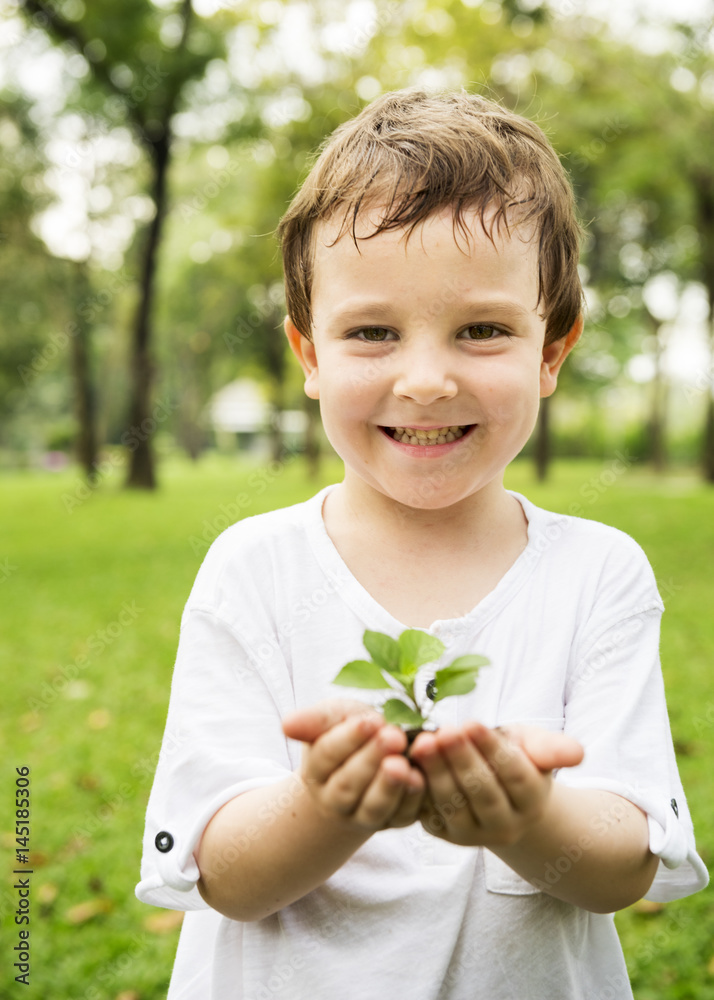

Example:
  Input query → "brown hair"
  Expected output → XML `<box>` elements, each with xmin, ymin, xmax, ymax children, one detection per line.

<box><xmin>277</xmin><ymin>88</ymin><xmax>583</xmax><ymax>345</ymax></box>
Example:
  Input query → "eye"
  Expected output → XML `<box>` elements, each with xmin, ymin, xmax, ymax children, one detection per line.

<box><xmin>459</xmin><ymin>324</ymin><xmax>505</xmax><ymax>341</ymax></box>
<box><xmin>349</xmin><ymin>327</ymin><xmax>395</xmax><ymax>343</ymax></box>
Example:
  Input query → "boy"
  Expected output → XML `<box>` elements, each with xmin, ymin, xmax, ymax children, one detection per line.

<box><xmin>137</xmin><ymin>90</ymin><xmax>707</xmax><ymax>999</ymax></box>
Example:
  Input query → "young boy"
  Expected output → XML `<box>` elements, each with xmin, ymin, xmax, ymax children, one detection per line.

<box><xmin>137</xmin><ymin>90</ymin><xmax>707</xmax><ymax>999</ymax></box>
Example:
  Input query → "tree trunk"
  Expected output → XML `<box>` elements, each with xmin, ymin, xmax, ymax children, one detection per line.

<box><xmin>303</xmin><ymin>395</ymin><xmax>321</xmax><ymax>479</ymax></box>
<box><xmin>264</xmin><ymin>309</ymin><xmax>286</xmax><ymax>463</ymax></box>
<box><xmin>534</xmin><ymin>395</ymin><xmax>550</xmax><ymax>482</ymax></box>
<box><xmin>71</xmin><ymin>262</ymin><xmax>98</xmax><ymax>476</ymax></box>
<box><xmin>18</xmin><ymin>0</ymin><xmax>195</xmax><ymax>491</ymax></box>
<box><xmin>703</xmin><ymin>396</ymin><xmax>714</xmax><ymax>482</ymax></box>
<box><xmin>695</xmin><ymin>173</ymin><xmax>714</xmax><ymax>482</ymax></box>
<box><xmin>269</xmin><ymin>398</ymin><xmax>284</xmax><ymax>465</ymax></box>
<box><xmin>177</xmin><ymin>354</ymin><xmax>204</xmax><ymax>461</ymax></box>
<box><xmin>125</xmin><ymin>132</ymin><xmax>171</xmax><ymax>489</ymax></box>
<box><xmin>648</xmin><ymin>313</ymin><xmax>667</xmax><ymax>474</ymax></box>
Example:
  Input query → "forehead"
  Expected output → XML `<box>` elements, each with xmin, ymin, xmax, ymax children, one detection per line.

<box><xmin>311</xmin><ymin>204</ymin><xmax>542</xmax><ymax>317</ymax></box>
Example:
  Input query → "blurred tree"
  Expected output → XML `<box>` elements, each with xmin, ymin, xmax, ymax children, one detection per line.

<box><xmin>19</xmin><ymin>0</ymin><xmax>226</xmax><ymax>487</ymax></box>
<box><xmin>68</xmin><ymin>262</ymin><xmax>98</xmax><ymax>474</ymax></box>
<box><xmin>4</xmin><ymin>0</ymin><xmax>712</xmax><ymax>485</ymax></box>
<box><xmin>361</xmin><ymin>2</ymin><xmax>712</xmax><ymax>477</ymax></box>
<box><xmin>0</xmin><ymin>93</ymin><xmax>84</xmax><ymax>463</ymax></box>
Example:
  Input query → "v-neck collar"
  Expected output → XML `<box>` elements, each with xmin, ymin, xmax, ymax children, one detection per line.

<box><xmin>303</xmin><ymin>483</ymin><xmax>555</xmax><ymax>640</ymax></box>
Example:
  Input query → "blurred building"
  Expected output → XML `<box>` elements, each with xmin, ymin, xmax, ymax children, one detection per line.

<box><xmin>207</xmin><ymin>378</ymin><xmax>307</xmax><ymax>456</ymax></box>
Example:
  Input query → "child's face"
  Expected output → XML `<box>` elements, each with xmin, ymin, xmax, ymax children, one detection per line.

<box><xmin>286</xmin><ymin>205</ymin><xmax>580</xmax><ymax>512</ymax></box>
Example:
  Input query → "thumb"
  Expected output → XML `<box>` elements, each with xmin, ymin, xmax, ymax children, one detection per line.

<box><xmin>282</xmin><ymin>697</ymin><xmax>381</xmax><ymax>744</ymax></box>
<box><xmin>505</xmin><ymin>724</ymin><xmax>584</xmax><ymax>772</ymax></box>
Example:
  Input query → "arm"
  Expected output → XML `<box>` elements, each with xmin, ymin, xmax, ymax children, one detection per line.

<box><xmin>410</xmin><ymin>722</ymin><xmax>658</xmax><ymax>914</ymax></box>
<box><xmin>197</xmin><ymin>700</ymin><xmax>425</xmax><ymax>921</ymax></box>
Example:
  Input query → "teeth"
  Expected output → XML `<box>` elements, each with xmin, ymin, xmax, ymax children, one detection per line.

<box><xmin>388</xmin><ymin>425</ymin><xmax>470</xmax><ymax>445</ymax></box>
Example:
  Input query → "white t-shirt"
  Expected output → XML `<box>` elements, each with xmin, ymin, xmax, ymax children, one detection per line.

<box><xmin>136</xmin><ymin>485</ymin><xmax>708</xmax><ymax>1000</ymax></box>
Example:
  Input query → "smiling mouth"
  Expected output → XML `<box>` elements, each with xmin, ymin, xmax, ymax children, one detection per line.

<box><xmin>381</xmin><ymin>425</ymin><xmax>474</xmax><ymax>446</ymax></box>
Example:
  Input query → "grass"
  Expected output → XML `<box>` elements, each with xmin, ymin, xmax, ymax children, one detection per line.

<box><xmin>1</xmin><ymin>452</ymin><xmax>712</xmax><ymax>998</ymax></box>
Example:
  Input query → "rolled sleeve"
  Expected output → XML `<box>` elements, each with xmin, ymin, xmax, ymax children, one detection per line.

<box><xmin>559</xmin><ymin>603</ymin><xmax>708</xmax><ymax>902</ymax></box>
<box><xmin>136</xmin><ymin>607</ymin><xmax>295</xmax><ymax>911</ymax></box>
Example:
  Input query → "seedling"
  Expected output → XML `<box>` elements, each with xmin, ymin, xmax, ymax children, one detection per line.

<box><xmin>333</xmin><ymin>628</ymin><xmax>489</xmax><ymax>737</ymax></box>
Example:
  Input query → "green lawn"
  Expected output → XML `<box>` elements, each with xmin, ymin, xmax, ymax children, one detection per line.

<box><xmin>2</xmin><ymin>454</ymin><xmax>712</xmax><ymax>998</ymax></box>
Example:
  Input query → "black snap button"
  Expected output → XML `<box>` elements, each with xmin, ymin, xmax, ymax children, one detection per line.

<box><xmin>155</xmin><ymin>831</ymin><xmax>174</xmax><ymax>853</ymax></box>
<box><xmin>426</xmin><ymin>679</ymin><xmax>437</xmax><ymax>701</ymax></box>
<box><xmin>671</xmin><ymin>799</ymin><xmax>679</xmax><ymax>818</ymax></box>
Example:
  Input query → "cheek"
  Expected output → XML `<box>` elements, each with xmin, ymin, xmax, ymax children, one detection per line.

<box><xmin>480</xmin><ymin>366</ymin><xmax>540</xmax><ymax>427</ymax></box>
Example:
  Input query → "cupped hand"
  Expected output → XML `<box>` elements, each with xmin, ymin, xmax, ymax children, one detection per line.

<box><xmin>282</xmin><ymin>698</ymin><xmax>426</xmax><ymax>832</ymax></box>
<box><xmin>409</xmin><ymin>721</ymin><xmax>583</xmax><ymax>847</ymax></box>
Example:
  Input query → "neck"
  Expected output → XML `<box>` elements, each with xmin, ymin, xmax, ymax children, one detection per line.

<box><xmin>325</xmin><ymin>474</ymin><xmax>522</xmax><ymax>557</ymax></box>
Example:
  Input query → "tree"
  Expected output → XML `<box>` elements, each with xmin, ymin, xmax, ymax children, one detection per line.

<box><xmin>19</xmin><ymin>0</ymin><xmax>225</xmax><ymax>486</ymax></box>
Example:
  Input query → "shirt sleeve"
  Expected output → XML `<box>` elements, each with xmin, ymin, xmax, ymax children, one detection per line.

<box><xmin>557</xmin><ymin>540</ymin><xmax>708</xmax><ymax>902</ymax></box>
<box><xmin>135</xmin><ymin>606</ymin><xmax>295</xmax><ymax>911</ymax></box>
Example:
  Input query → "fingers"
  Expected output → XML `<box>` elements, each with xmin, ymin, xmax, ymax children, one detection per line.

<box><xmin>300</xmin><ymin>715</ymin><xmax>424</xmax><ymax>830</ymax></box>
<box><xmin>352</xmin><ymin>753</ymin><xmax>426</xmax><ymax>829</ymax></box>
<box><xmin>504</xmin><ymin>724</ymin><xmax>584</xmax><ymax>771</ymax></box>
<box><xmin>282</xmin><ymin>698</ymin><xmax>380</xmax><ymax>744</ymax></box>
<box><xmin>304</xmin><ymin>713</ymin><xmax>387</xmax><ymax>785</ymax></box>
<box><xmin>410</xmin><ymin>724</ymin><xmax>551</xmax><ymax>844</ymax></box>
<box><xmin>410</xmin><ymin>721</ymin><xmax>585</xmax><ymax>847</ymax></box>
<box><xmin>283</xmin><ymin>699</ymin><xmax>427</xmax><ymax>832</ymax></box>
<box><xmin>462</xmin><ymin>722</ymin><xmax>547</xmax><ymax>816</ymax></box>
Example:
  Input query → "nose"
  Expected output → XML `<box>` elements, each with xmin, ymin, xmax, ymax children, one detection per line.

<box><xmin>392</xmin><ymin>344</ymin><xmax>458</xmax><ymax>405</ymax></box>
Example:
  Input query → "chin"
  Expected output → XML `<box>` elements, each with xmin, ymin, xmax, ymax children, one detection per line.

<box><xmin>379</xmin><ymin>480</ymin><xmax>477</xmax><ymax>512</ymax></box>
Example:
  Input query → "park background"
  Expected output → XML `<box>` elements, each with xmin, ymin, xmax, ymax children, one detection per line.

<box><xmin>1</xmin><ymin>0</ymin><xmax>713</xmax><ymax>996</ymax></box>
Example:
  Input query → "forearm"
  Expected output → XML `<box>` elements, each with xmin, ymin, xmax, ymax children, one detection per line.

<box><xmin>491</xmin><ymin>785</ymin><xmax>659</xmax><ymax>913</ymax></box>
<box><xmin>197</xmin><ymin>774</ymin><xmax>371</xmax><ymax>921</ymax></box>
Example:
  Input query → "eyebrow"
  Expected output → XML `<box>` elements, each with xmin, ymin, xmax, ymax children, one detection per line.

<box><xmin>327</xmin><ymin>298</ymin><xmax>535</xmax><ymax>325</ymax></box>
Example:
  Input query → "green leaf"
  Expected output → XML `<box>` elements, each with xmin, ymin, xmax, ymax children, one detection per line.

<box><xmin>333</xmin><ymin>660</ymin><xmax>392</xmax><ymax>690</ymax></box>
<box><xmin>363</xmin><ymin>630</ymin><xmax>401</xmax><ymax>674</ymax></box>
<box><xmin>432</xmin><ymin>662</ymin><xmax>486</xmax><ymax>702</ymax></box>
<box><xmin>447</xmin><ymin>655</ymin><xmax>490</xmax><ymax>671</ymax></box>
<box><xmin>398</xmin><ymin>629</ymin><xmax>445</xmax><ymax>676</ymax></box>
<box><xmin>382</xmin><ymin>699</ymin><xmax>426</xmax><ymax>727</ymax></box>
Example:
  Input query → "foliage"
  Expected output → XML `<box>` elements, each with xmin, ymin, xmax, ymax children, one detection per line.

<box><xmin>334</xmin><ymin>628</ymin><xmax>488</xmax><ymax>729</ymax></box>
<box><xmin>0</xmin><ymin>0</ymin><xmax>712</xmax><ymax>474</ymax></box>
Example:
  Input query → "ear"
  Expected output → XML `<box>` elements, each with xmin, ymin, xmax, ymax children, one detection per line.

<box><xmin>284</xmin><ymin>316</ymin><xmax>319</xmax><ymax>399</ymax></box>
<box><xmin>540</xmin><ymin>315</ymin><xmax>583</xmax><ymax>398</ymax></box>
